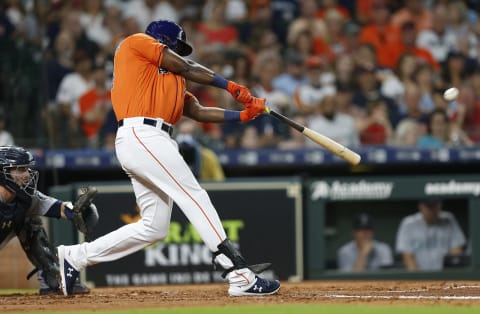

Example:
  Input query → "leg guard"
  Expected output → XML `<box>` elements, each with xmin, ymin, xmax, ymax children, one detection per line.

<box><xmin>16</xmin><ymin>216</ymin><xmax>59</xmax><ymax>290</ymax></box>
<box><xmin>212</xmin><ymin>238</ymin><xmax>271</xmax><ymax>278</ymax></box>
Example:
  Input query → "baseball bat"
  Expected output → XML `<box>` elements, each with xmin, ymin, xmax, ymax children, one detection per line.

<box><xmin>265</xmin><ymin>107</ymin><xmax>361</xmax><ymax>165</ymax></box>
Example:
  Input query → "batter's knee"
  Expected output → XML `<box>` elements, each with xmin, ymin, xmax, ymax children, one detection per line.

<box><xmin>139</xmin><ymin>216</ymin><xmax>168</xmax><ymax>242</ymax></box>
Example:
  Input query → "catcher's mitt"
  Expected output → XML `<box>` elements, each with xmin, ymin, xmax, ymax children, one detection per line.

<box><xmin>72</xmin><ymin>187</ymin><xmax>99</xmax><ymax>241</ymax></box>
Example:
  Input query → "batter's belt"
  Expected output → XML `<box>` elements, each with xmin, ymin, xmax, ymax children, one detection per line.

<box><xmin>118</xmin><ymin>117</ymin><xmax>173</xmax><ymax>136</ymax></box>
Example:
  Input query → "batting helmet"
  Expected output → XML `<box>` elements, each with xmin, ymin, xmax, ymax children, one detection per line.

<box><xmin>0</xmin><ymin>145</ymin><xmax>38</xmax><ymax>195</ymax></box>
<box><xmin>145</xmin><ymin>20</ymin><xmax>193</xmax><ymax>56</ymax></box>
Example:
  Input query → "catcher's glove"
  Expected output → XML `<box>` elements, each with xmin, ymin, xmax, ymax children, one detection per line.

<box><xmin>71</xmin><ymin>187</ymin><xmax>99</xmax><ymax>241</ymax></box>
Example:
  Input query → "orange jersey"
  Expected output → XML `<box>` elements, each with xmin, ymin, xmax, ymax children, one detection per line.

<box><xmin>111</xmin><ymin>33</ymin><xmax>187</xmax><ymax>124</ymax></box>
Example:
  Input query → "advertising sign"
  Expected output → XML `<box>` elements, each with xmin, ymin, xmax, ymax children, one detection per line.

<box><xmin>82</xmin><ymin>180</ymin><xmax>302</xmax><ymax>287</ymax></box>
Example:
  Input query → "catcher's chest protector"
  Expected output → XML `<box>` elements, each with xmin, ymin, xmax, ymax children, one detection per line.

<box><xmin>0</xmin><ymin>201</ymin><xmax>26</xmax><ymax>242</ymax></box>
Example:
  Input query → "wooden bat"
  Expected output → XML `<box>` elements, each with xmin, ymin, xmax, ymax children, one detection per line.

<box><xmin>265</xmin><ymin>107</ymin><xmax>361</xmax><ymax>165</ymax></box>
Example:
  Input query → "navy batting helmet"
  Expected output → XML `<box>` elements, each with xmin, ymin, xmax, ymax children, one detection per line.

<box><xmin>0</xmin><ymin>145</ymin><xmax>38</xmax><ymax>195</ymax></box>
<box><xmin>145</xmin><ymin>20</ymin><xmax>192</xmax><ymax>56</ymax></box>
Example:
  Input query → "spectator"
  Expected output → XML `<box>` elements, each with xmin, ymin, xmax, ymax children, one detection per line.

<box><xmin>0</xmin><ymin>107</ymin><xmax>14</xmax><ymax>145</ymax></box>
<box><xmin>446</xmin><ymin>0</ymin><xmax>478</xmax><ymax>60</ymax></box>
<box><xmin>78</xmin><ymin>60</ymin><xmax>112</xmax><ymax>148</ymax></box>
<box><xmin>391</xmin><ymin>0</ymin><xmax>433</xmax><ymax>33</ymax></box>
<box><xmin>288</xmin><ymin>28</ymin><xmax>315</xmax><ymax>60</ymax></box>
<box><xmin>381</xmin><ymin>53</ymin><xmax>418</xmax><ymax>106</ymax></box>
<box><xmin>333</xmin><ymin>53</ymin><xmax>356</xmax><ymax>93</ymax></box>
<box><xmin>202</xmin><ymin>0</ymin><xmax>247</xmax><ymax>24</ymax></box>
<box><xmin>269</xmin><ymin>0</ymin><xmax>301</xmax><ymax>46</ymax></box>
<box><xmin>358</xmin><ymin>99</ymin><xmax>394</xmax><ymax>145</ymax></box>
<box><xmin>441</xmin><ymin>51</ymin><xmax>471</xmax><ymax>89</ymax></box>
<box><xmin>412</xmin><ymin>63</ymin><xmax>438</xmax><ymax>115</ymax></box>
<box><xmin>463</xmin><ymin>70</ymin><xmax>480</xmax><ymax>142</ymax></box>
<box><xmin>416</xmin><ymin>108</ymin><xmax>472</xmax><ymax>148</ymax></box>
<box><xmin>395</xmin><ymin>199</ymin><xmax>466</xmax><ymax>271</ymax></box>
<box><xmin>287</xmin><ymin>0</ymin><xmax>327</xmax><ymax>49</ymax></box>
<box><xmin>197</xmin><ymin>0</ymin><xmax>239</xmax><ymax>48</ymax></box>
<box><xmin>396</xmin><ymin>83</ymin><xmax>428</xmax><ymax>128</ymax></box>
<box><xmin>122</xmin><ymin>0</ymin><xmax>178</xmax><ymax>31</ymax></box>
<box><xmin>312</xmin><ymin>8</ymin><xmax>348</xmax><ymax>62</ymax></box>
<box><xmin>60</xmin><ymin>10</ymin><xmax>99</xmax><ymax>61</ymax></box>
<box><xmin>337</xmin><ymin>213</ymin><xmax>393</xmax><ymax>272</ymax></box>
<box><xmin>416</xmin><ymin>3</ymin><xmax>456</xmax><ymax>65</ymax></box>
<box><xmin>79</xmin><ymin>0</ymin><xmax>110</xmax><ymax>49</ymax></box>
<box><xmin>272</xmin><ymin>50</ymin><xmax>308</xmax><ymax>98</ymax></box>
<box><xmin>293</xmin><ymin>55</ymin><xmax>333</xmax><ymax>116</ymax></box>
<box><xmin>351</xmin><ymin>62</ymin><xmax>401</xmax><ymax>127</ymax></box>
<box><xmin>393</xmin><ymin>118</ymin><xmax>421</xmax><ymax>147</ymax></box>
<box><xmin>55</xmin><ymin>49</ymin><xmax>94</xmax><ymax>147</ymax></box>
<box><xmin>307</xmin><ymin>93</ymin><xmax>359</xmax><ymax>148</ymax></box>
<box><xmin>390</xmin><ymin>21</ymin><xmax>440</xmax><ymax>73</ymax></box>
<box><xmin>359</xmin><ymin>0</ymin><xmax>401</xmax><ymax>69</ymax></box>
<box><xmin>316</xmin><ymin>0</ymin><xmax>350</xmax><ymax>20</ymax></box>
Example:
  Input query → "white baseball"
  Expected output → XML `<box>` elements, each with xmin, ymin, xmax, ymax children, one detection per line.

<box><xmin>443</xmin><ymin>87</ymin><xmax>459</xmax><ymax>101</ymax></box>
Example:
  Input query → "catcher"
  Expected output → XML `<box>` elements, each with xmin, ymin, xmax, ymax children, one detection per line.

<box><xmin>0</xmin><ymin>145</ymin><xmax>98</xmax><ymax>294</ymax></box>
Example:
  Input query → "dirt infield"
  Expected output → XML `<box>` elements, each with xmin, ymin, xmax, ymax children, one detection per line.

<box><xmin>2</xmin><ymin>281</ymin><xmax>480</xmax><ymax>312</ymax></box>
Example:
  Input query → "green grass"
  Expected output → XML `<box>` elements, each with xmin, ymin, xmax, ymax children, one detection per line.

<box><xmin>0</xmin><ymin>288</ymin><xmax>36</xmax><ymax>294</ymax></box>
<box><xmin>4</xmin><ymin>304</ymin><xmax>480</xmax><ymax>314</ymax></box>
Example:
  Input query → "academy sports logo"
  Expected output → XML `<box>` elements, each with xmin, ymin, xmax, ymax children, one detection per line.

<box><xmin>311</xmin><ymin>180</ymin><xmax>394</xmax><ymax>200</ymax></box>
<box><xmin>425</xmin><ymin>180</ymin><xmax>480</xmax><ymax>196</ymax></box>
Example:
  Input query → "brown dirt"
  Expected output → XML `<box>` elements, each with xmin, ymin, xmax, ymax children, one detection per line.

<box><xmin>2</xmin><ymin>281</ymin><xmax>480</xmax><ymax>312</ymax></box>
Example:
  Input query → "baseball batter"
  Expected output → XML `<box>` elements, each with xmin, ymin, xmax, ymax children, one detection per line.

<box><xmin>57</xmin><ymin>20</ymin><xmax>280</xmax><ymax>297</ymax></box>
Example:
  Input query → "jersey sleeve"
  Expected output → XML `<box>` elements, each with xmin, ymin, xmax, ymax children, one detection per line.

<box><xmin>128</xmin><ymin>34</ymin><xmax>166</xmax><ymax>66</ymax></box>
<box><xmin>28</xmin><ymin>191</ymin><xmax>62</xmax><ymax>217</ymax></box>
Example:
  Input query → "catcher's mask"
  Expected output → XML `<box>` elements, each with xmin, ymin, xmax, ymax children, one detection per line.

<box><xmin>0</xmin><ymin>145</ymin><xmax>38</xmax><ymax>196</ymax></box>
<box><xmin>145</xmin><ymin>20</ymin><xmax>193</xmax><ymax>56</ymax></box>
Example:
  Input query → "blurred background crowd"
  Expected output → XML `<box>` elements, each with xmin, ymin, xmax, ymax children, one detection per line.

<box><xmin>1</xmin><ymin>0</ymin><xmax>480</xmax><ymax>152</ymax></box>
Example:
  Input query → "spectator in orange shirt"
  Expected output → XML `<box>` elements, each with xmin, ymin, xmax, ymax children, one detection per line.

<box><xmin>390</xmin><ymin>22</ymin><xmax>440</xmax><ymax>72</ymax></box>
<box><xmin>78</xmin><ymin>61</ymin><xmax>112</xmax><ymax>148</ymax></box>
<box><xmin>359</xmin><ymin>0</ymin><xmax>400</xmax><ymax>69</ymax></box>
<box><xmin>391</xmin><ymin>0</ymin><xmax>433</xmax><ymax>33</ymax></box>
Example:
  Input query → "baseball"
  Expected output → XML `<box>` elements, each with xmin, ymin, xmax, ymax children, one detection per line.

<box><xmin>443</xmin><ymin>87</ymin><xmax>459</xmax><ymax>102</ymax></box>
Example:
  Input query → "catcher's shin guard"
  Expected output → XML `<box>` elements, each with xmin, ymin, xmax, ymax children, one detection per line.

<box><xmin>212</xmin><ymin>238</ymin><xmax>272</xmax><ymax>278</ymax></box>
<box><xmin>17</xmin><ymin>216</ymin><xmax>59</xmax><ymax>290</ymax></box>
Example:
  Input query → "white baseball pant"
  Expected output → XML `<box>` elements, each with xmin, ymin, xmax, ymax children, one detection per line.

<box><xmin>62</xmin><ymin>117</ymin><xmax>255</xmax><ymax>287</ymax></box>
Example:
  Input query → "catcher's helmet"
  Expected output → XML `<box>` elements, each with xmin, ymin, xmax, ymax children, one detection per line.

<box><xmin>0</xmin><ymin>145</ymin><xmax>38</xmax><ymax>195</ymax></box>
<box><xmin>145</xmin><ymin>20</ymin><xmax>192</xmax><ymax>56</ymax></box>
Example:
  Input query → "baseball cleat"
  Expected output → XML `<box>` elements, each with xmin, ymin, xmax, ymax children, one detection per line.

<box><xmin>39</xmin><ymin>280</ymin><xmax>90</xmax><ymax>295</ymax></box>
<box><xmin>228</xmin><ymin>276</ymin><xmax>280</xmax><ymax>296</ymax></box>
<box><xmin>57</xmin><ymin>245</ymin><xmax>80</xmax><ymax>296</ymax></box>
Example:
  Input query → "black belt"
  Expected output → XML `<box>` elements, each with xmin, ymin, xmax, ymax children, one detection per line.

<box><xmin>118</xmin><ymin>118</ymin><xmax>173</xmax><ymax>136</ymax></box>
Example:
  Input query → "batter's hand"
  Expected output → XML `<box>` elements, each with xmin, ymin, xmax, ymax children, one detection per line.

<box><xmin>227</xmin><ymin>81</ymin><xmax>253</xmax><ymax>103</ymax></box>
<box><xmin>240</xmin><ymin>97</ymin><xmax>266</xmax><ymax>122</ymax></box>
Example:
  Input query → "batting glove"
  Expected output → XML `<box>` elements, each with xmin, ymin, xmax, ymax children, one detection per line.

<box><xmin>227</xmin><ymin>81</ymin><xmax>253</xmax><ymax>103</ymax></box>
<box><xmin>240</xmin><ymin>97</ymin><xmax>266</xmax><ymax>122</ymax></box>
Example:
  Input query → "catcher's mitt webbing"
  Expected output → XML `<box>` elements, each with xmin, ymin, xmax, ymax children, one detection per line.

<box><xmin>72</xmin><ymin>187</ymin><xmax>98</xmax><ymax>241</ymax></box>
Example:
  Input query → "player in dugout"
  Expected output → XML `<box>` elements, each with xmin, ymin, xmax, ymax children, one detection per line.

<box><xmin>57</xmin><ymin>20</ymin><xmax>280</xmax><ymax>297</ymax></box>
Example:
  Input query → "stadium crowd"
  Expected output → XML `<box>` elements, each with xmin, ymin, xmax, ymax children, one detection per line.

<box><xmin>1</xmin><ymin>0</ymin><xmax>480</xmax><ymax>151</ymax></box>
